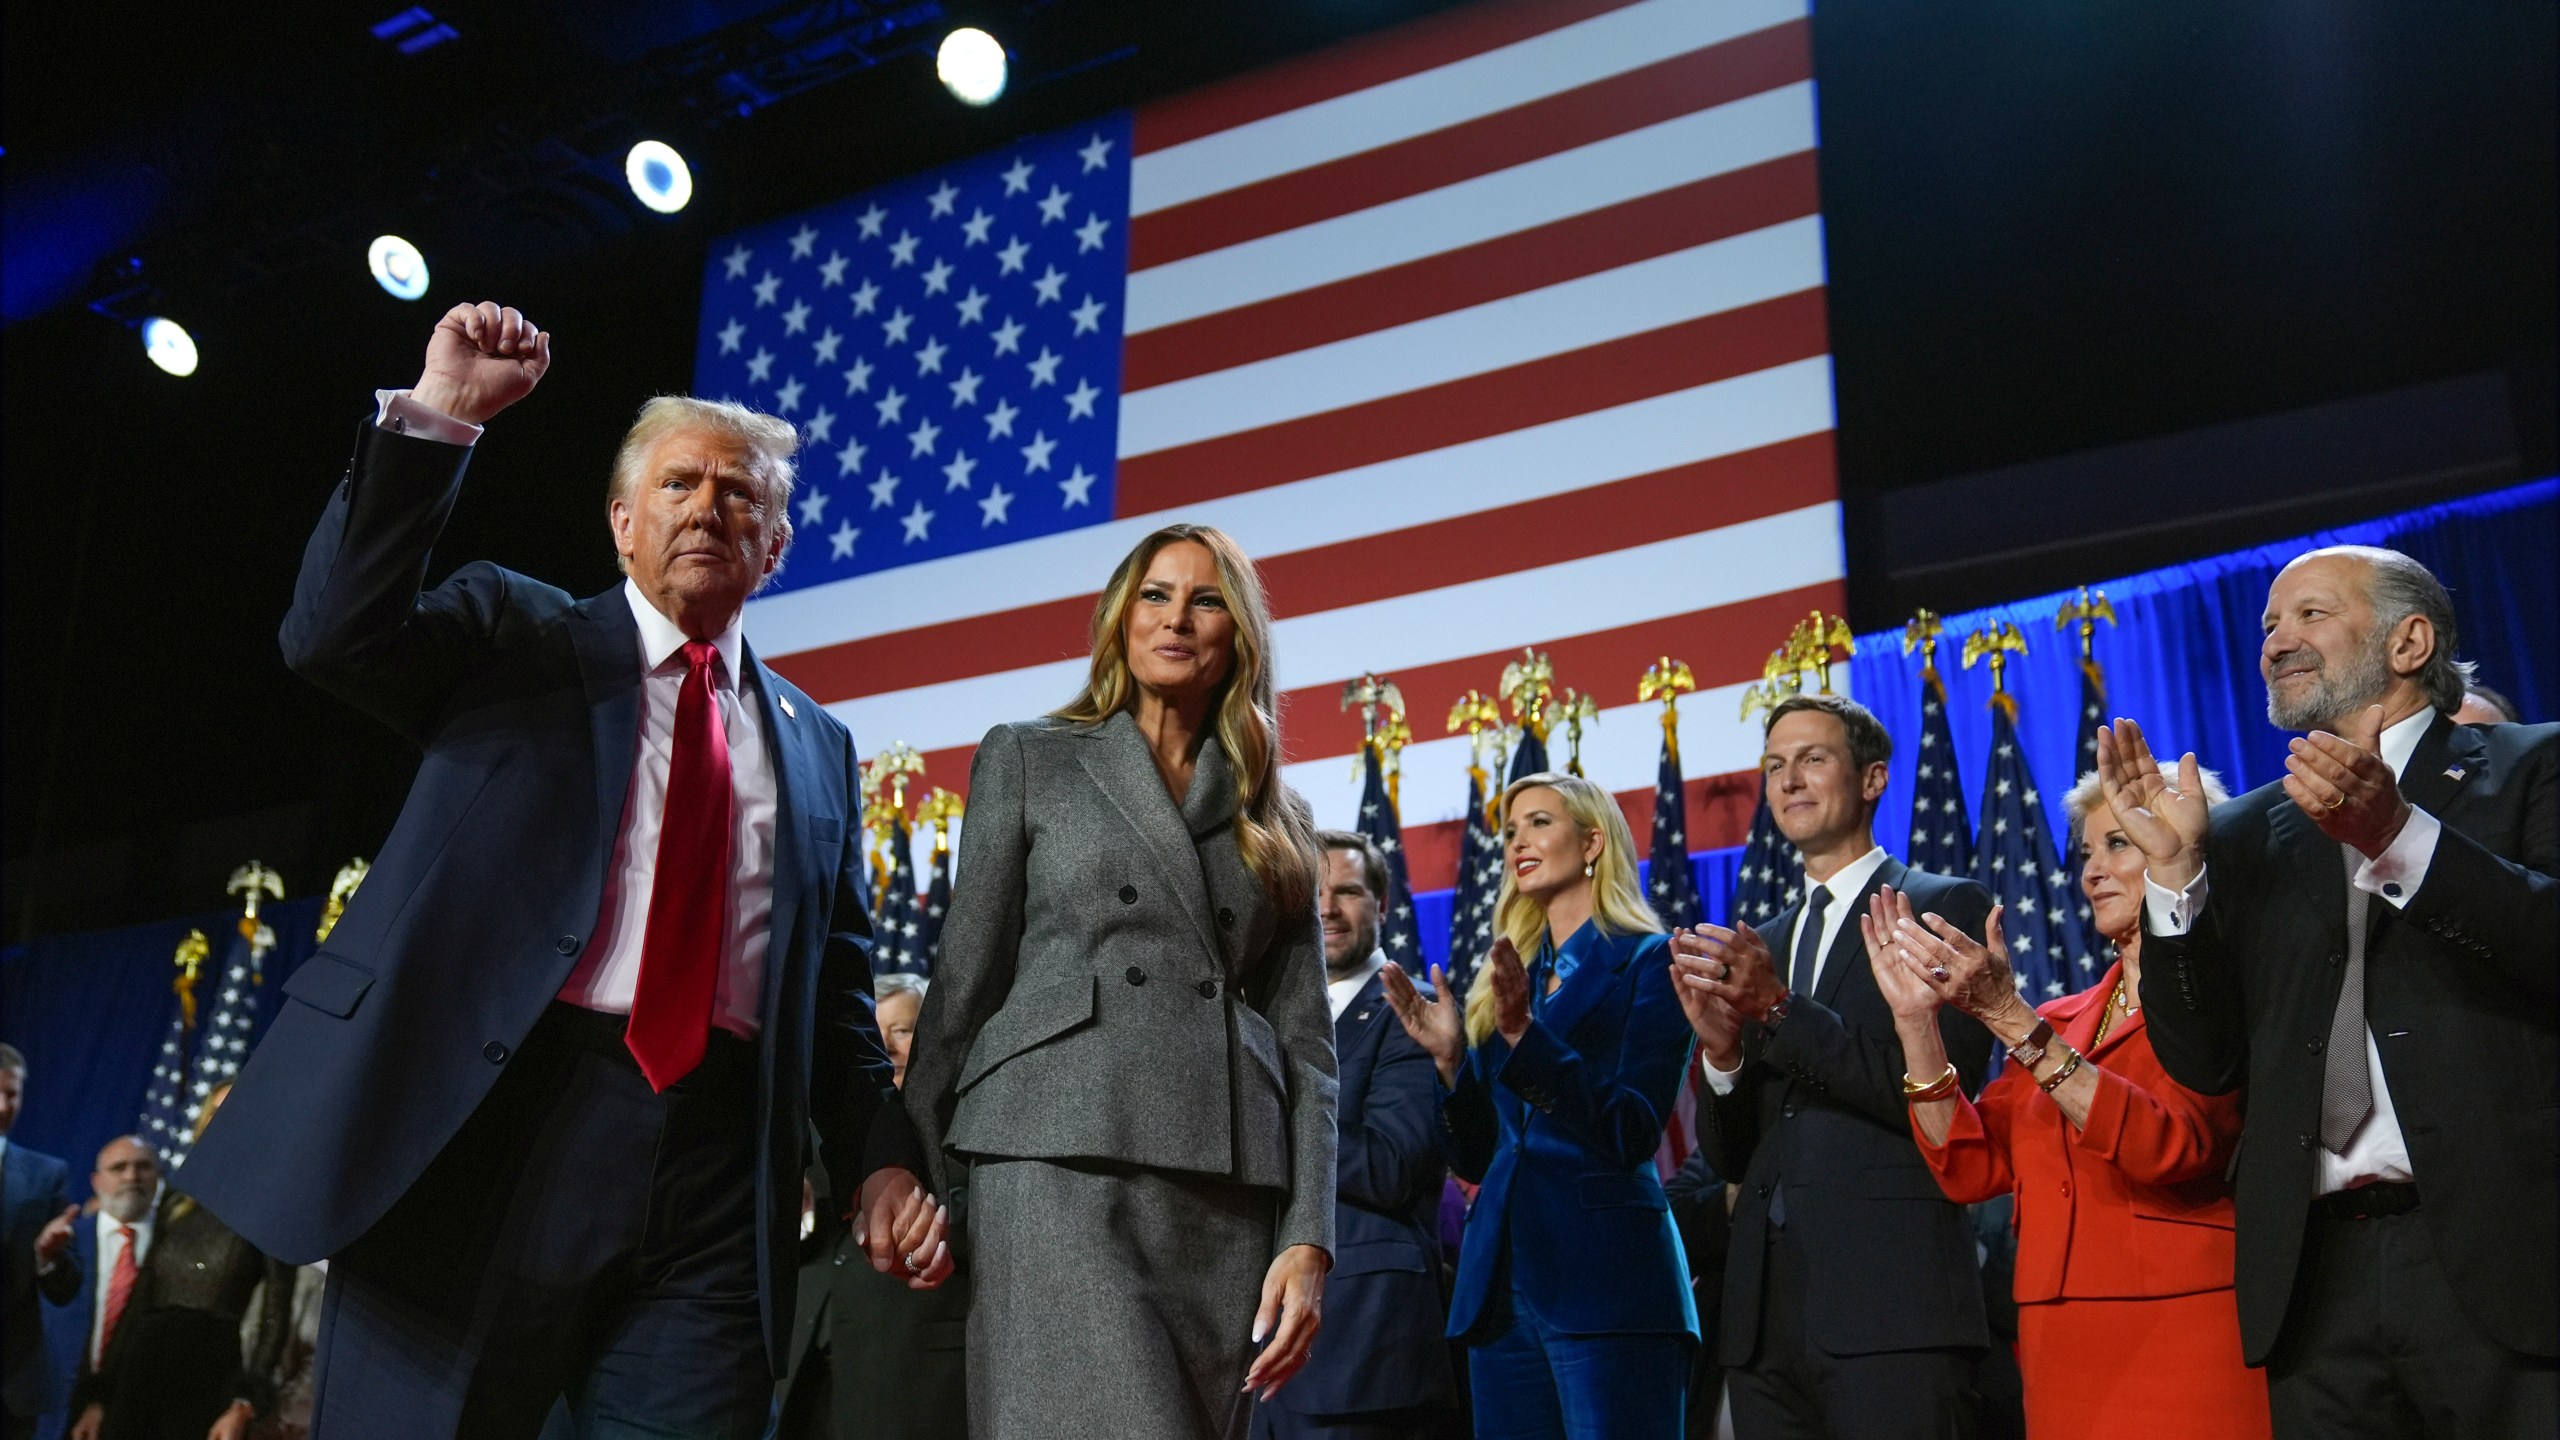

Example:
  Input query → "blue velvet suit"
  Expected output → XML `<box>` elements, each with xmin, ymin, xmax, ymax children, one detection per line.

<box><xmin>1438</xmin><ymin>922</ymin><xmax>1697</xmax><ymax>1436</ymax></box>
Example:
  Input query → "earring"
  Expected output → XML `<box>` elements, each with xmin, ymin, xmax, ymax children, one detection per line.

<box><xmin>1583</xmin><ymin>860</ymin><xmax>1595</xmax><ymax>879</ymax></box>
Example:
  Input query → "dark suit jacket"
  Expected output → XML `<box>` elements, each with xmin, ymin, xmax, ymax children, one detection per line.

<box><xmin>178</xmin><ymin>420</ymin><xmax>916</xmax><ymax>1374</ymax></box>
<box><xmin>36</xmin><ymin>1201</ymin><xmax>101</xmax><ymax>1440</ymax></box>
<box><xmin>1441</xmin><ymin>923</ymin><xmax>1698</xmax><ymax>1341</ymax></box>
<box><xmin>2139</xmin><ymin>715</ymin><xmax>2558</xmax><ymax>1363</ymax></box>
<box><xmin>1267</xmin><ymin>970</ymin><xmax>1457</xmax><ymax>1419</ymax></box>
<box><xmin>1</xmin><ymin>1144</ymin><xmax>76</xmax><ymax>1419</ymax></box>
<box><xmin>1700</xmin><ymin>857</ymin><xmax>1995</xmax><ymax>1364</ymax></box>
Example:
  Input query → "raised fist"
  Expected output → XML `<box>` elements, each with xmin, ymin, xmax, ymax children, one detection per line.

<box><xmin>410</xmin><ymin>301</ymin><xmax>551</xmax><ymax>425</ymax></box>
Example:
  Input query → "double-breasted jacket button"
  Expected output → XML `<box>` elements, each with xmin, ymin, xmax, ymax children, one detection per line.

<box><xmin>1217</xmin><ymin>907</ymin><xmax>1235</xmax><ymax>929</ymax></box>
<box><xmin>1756</xmin><ymin>1183</ymin><xmax>1771</xmax><ymax>1198</ymax></box>
<box><xmin>555</xmin><ymin>935</ymin><xmax>581</xmax><ymax>956</ymax></box>
<box><xmin>483</xmin><ymin>1040</ymin><xmax>509</xmax><ymax>1064</ymax></box>
<box><xmin>1119</xmin><ymin>885</ymin><xmax>1139</xmax><ymax>905</ymax></box>
<box><xmin>2308</xmin><ymin>1037</ymin><xmax>2326</xmax><ymax>1055</ymax></box>
<box><xmin>2298</xmin><ymin>1133</ymin><xmax>2316</xmax><ymax>1152</ymax></box>
<box><xmin>2326</xmin><ymin>951</ymin><xmax>2344</xmax><ymax>967</ymax></box>
<box><xmin>1197</xmin><ymin>979</ymin><xmax>1218</xmax><ymax>999</ymax></box>
<box><xmin>1125</xmin><ymin>966</ymin><xmax>1147</xmax><ymax>986</ymax></box>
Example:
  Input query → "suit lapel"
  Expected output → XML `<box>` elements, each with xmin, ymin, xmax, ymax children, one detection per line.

<box><xmin>746</xmin><ymin>649</ymin><xmax>815</xmax><ymax>1028</ymax></box>
<box><xmin>1076</xmin><ymin>712</ymin><xmax>1224</xmax><ymax>966</ymax></box>
<box><xmin>1538</xmin><ymin>924</ymin><xmax>1625</xmax><ymax>1041</ymax></box>
<box><xmin>569</xmin><ymin>588</ymin><xmax>645</xmax><ymax>861</ymax></box>
<box><xmin>2400</xmin><ymin>712</ymin><xmax>2480</xmax><ymax>820</ymax></box>
<box><xmin>1336</xmin><ymin>970</ymin><xmax>1391</xmax><ymax>1054</ymax></box>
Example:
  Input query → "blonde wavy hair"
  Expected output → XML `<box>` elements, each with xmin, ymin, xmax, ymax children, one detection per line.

<box><xmin>1053</xmin><ymin>524</ymin><xmax>1319</xmax><ymax>916</ymax></box>
<box><xmin>1464</xmin><ymin>771</ymin><xmax>1663</xmax><ymax>1044</ymax></box>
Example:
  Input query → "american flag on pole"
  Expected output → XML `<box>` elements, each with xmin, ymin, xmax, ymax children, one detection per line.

<box><xmin>1971</xmin><ymin>700</ymin><xmax>2081</xmax><ymax>1000</ymax></box>
<box><xmin>1906</xmin><ymin>665</ymin><xmax>1976</xmax><ymax>878</ymax></box>
<box><xmin>168</xmin><ymin>924</ymin><xmax>269</xmax><ymax>1169</ymax></box>
<box><xmin>1727</xmin><ymin>791</ymin><xmax>1802</xmax><ymax>930</ymax></box>
<box><xmin>870</xmin><ymin>812</ymin><xmax>928</xmax><ymax>978</ymax></box>
<box><xmin>1444</xmin><ymin>759</ymin><xmax>1501</xmax><ymax>994</ymax></box>
<box><xmin>701</xmin><ymin>0</ymin><xmax>1843</xmax><ymax>898</ymax></box>
<box><xmin>137</xmin><ymin>929</ymin><xmax>207</xmax><ymax>1166</ymax></box>
<box><xmin>1645</xmin><ymin>712</ymin><xmax>1705</xmax><ymax>1178</ymax></box>
<box><xmin>2060</xmin><ymin>655</ymin><xmax>2111</xmax><ymax>978</ymax></box>
<box><xmin>1352</xmin><ymin>746</ymin><xmax>1428</xmax><ymax>969</ymax></box>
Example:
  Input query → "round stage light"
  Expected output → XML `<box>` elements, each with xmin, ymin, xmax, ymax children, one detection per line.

<box><xmin>625</xmin><ymin>140</ymin><xmax>694</xmax><ymax>214</ymax></box>
<box><xmin>368</xmin><ymin>234</ymin><xmax>431</xmax><ymax>300</ymax></box>
<box><xmin>937</xmin><ymin>27</ymin><xmax>1007</xmax><ymax>106</ymax></box>
<box><xmin>141</xmin><ymin>317</ymin><xmax>199</xmax><ymax>377</ymax></box>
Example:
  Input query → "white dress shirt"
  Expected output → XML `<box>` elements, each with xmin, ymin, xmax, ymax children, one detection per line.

<box><xmin>1327</xmin><ymin>951</ymin><xmax>1387</xmax><ymax>1023</ymax></box>
<box><xmin>1702</xmin><ymin>845</ymin><xmax>1891</xmax><ymax>1095</ymax></box>
<box><xmin>557</xmin><ymin>581</ymin><xmax>780</xmax><ymax>1039</ymax></box>
<box><xmin>89</xmin><ymin>1208</ymin><xmax>155</xmax><ymax>1367</ymax></box>
<box><xmin>2142</xmin><ymin>707</ymin><xmax>2441</xmax><ymax>1193</ymax></box>
<box><xmin>367</xmin><ymin>391</ymin><xmax>780</xmax><ymax>1040</ymax></box>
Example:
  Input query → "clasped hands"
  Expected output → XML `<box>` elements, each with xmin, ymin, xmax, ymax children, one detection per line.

<box><xmin>854</xmin><ymin>1167</ymin><xmax>954</xmax><ymax>1289</ymax></box>
<box><xmin>1669</xmin><ymin>921</ymin><xmax>1783</xmax><ymax>1070</ymax></box>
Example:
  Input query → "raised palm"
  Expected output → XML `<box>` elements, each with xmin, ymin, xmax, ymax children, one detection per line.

<box><xmin>1380</xmin><ymin>959</ymin><xmax>1463</xmax><ymax>1070</ymax></box>
<box><xmin>2096</xmin><ymin>718</ymin><xmax>2210</xmax><ymax>866</ymax></box>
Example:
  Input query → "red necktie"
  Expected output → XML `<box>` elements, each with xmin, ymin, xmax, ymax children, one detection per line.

<box><xmin>626</xmin><ymin>641</ymin><xmax>735</xmax><ymax>1091</ymax></box>
<box><xmin>98</xmin><ymin>1224</ymin><xmax>138</xmax><ymax>1365</ymax></box>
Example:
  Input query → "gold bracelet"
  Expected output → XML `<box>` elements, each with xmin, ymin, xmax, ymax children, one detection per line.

<box><xmin>1901</xmin><ymin>1062</ymin><xmax>1960</xmax><ymax>1102</ymax></box>
<box><xmin>2036</xmin><ymin>1047</ymin><xmax>2085</xmax><ymax>1094</ymax></box>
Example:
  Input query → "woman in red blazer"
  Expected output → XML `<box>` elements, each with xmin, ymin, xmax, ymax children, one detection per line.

<box><xmin>1864</xmin><ymin>762</ymin><xmax>2272</xmax><ymax>1440</ymax></box>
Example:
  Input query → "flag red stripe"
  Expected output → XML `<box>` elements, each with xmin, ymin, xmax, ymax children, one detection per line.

<box><xmin>1114</xmin><ymin>287</ymin><xmax>1829</xmax><ymax>514</ymax></box>
<box><xmin>1123</xmin><ymin>151</ymin><xmax>1821</xmax><ymax>390</ymax></box>
<box><xmin>766</xmin><ymin>433</ymin><xmax>1834</xmax><ymax>705</ymax></box>
<box><xmin>1129</xmin><ymin>21</ymin><xmax>1810</xmax><ymax>272</ymax></box>
<box><xmin>1132</xmin><ymin>0</ymin><xmax>1652</xmax><ymax>155</ymax></box>
<box><xmin>890</xmin><ymin>578</ymin><xmax>1844</xmax><ymax>812</ymax></box>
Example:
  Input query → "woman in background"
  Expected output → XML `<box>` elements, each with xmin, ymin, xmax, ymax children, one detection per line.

<box><xmin>1868</xmin><ymin>759</ymin><xmax>2271</xmax><ymax>1439</ymax></box>
<box><xmin>1381</xmin><ymin>772</ymin><xmax>1696</xmax><ymax>1439</ymax></box>
<box><xmin>905</xmin><ymin>523</ymin><xmax>1335</xmax><ymax>1440</ymax></box>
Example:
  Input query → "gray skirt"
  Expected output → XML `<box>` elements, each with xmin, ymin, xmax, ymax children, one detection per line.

<box><xmin>966</xmin><ymin>1157</ymin><xmax>1276</xmax><ymax>1440</ymax></box>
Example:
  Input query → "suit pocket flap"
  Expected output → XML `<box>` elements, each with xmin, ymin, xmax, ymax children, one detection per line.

<box><xmin>957</xmin><ymin>975</ymin><xmax>1097</xmax><ymax>1091</ymax></box>
<box><xmin>1331</xmin><ymin>1239</ymin><xmax>1431</xmax><ymax>1277</ymax></box>
<box><xmin>1580</xmin><ymin>1173</ymin><xmax>1669</xmax><ymax>1211</ymax></box>
<box><xmin>282</xmin><ymin>952</ymin><xmax>376</xmax><ymax>1019</ymax></box>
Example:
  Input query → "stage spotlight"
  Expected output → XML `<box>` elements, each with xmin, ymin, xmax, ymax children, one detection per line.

<box><xmin>142</xmin><ymin>317</ymin><xmax>199</xmax><ymax>377</ymax></box>
<box><xmin>937</xmin><ymin>27</ymin><xmax>1007</xmax><ymax>106</ymax></box>
<box><xmin>625</xmin><ymin>140</ymin><xmax>694</xmax><ymax>214</ymax></box>
<box><xmin>368</xmin><ymin>234</ymin><xmax>431</xmax><ymax>300</ymax></box>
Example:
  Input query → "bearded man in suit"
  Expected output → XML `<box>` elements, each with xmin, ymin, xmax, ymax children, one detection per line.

<box><xmin>2100</xmin><ymin>544</ymin><xmax>2556</xmax><ymax>1437</ymax></box>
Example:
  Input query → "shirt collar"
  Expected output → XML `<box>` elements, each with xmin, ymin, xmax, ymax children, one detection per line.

<box><xmin>2378</xmin><ymin>707</ymin><xmax>2434</xmax><ymax>780</ymax></box>
<box><xmin>1330</xmin><ymin>949</ymin><xmax>1386</xmax><ymax>994</ymax></box>
<box><xmin>623</xmin><ymin>579</ymin><xmax>746</xmax><ymax>690</ymax></box>
<box><xmin>97</xmin><ymin>1206</ymin><xmax>153</xmax><ymax>1238</ymax></box>
<box><xmin>1806</xmin><ymin>845</ymin><xmax>1891</xmax><ymax>911</ymax></box>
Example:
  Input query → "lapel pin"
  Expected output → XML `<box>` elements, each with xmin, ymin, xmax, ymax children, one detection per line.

<box><xmin>779</xmin><ymin>695</ymin><xmax>797</xmax><ymax>720</ymax></box>
<box><xmin>2442</xmin><ymin>764</ymin><xmax>2464</xmax><ymax>781</ymax></box>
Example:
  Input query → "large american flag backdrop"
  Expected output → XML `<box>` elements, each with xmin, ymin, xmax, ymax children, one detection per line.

<box><xmin>697</xmin><ymin>0</ymin><xmax>1846</xmax><ymax>900</ymax></box>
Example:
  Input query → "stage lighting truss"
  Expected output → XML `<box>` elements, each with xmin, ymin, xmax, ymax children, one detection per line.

<box><xmin>367</xmin><ymin>235</ymin><xmax>432</xmax><ymax>299</ymax></box>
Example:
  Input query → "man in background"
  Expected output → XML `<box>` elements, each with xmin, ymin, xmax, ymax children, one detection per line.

<box><xmin>1</xmin><ymin>1045</ymin><xmax>79</xmax><ymax>1440</ymax></box>
<box><xmin>1254</xmin><ymin>832</ymin><xmax>1457</xmax><ymax>1440</ymax></box>
<box><xmin>44</xmin><ymin>1137</ymin><xmax>159</xmax><ymax>1435</ymax></box>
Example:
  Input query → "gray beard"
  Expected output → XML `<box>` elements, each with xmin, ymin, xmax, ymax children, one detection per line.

<box><xmin>101</xmin><ymin>1190</ymin><xmax>154</xmax><ymax>1224</ymax></box>
<box><xmin>2265</xmin><ymin>637</ymin><xmax>2393</xmax><ymax>732</ymax></box>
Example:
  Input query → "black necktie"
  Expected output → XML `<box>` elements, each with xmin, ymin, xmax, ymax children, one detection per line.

<box><xmin>1790</xmin><ymin>885</ymin><xmax>1833</xmax><ymax>997</ymax></box>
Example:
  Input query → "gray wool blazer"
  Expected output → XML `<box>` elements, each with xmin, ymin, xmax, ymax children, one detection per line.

<box><xmin>906</xmin><ymin>711</ymin><xmax>1339</xmax><ymax>1258</ymax></box>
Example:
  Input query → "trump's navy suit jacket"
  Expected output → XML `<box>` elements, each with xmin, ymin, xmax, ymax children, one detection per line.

<box><xmin>1440</xmin><ymin>922</ymin><xmax>1698</xmax><ymax>1341</ymax></box>
<box><xmin>2</xmin><ymin>1143</ymin><xmax>75</xmax><ymax>1420</ymax></box>
<box><xmin>1268</xmin><ymin>969</ymin><xmax>1457</xmax><ymax>1418</ymax></box>
<box><xmin>36</xmin><ymin>1204</ymin><xmax>101</xmax><ymax>1439</ymax></box>
<box><xmin>179</xmin><ymin>421</ymin><xmax>915</xmax><ymax>1373</ymax></box>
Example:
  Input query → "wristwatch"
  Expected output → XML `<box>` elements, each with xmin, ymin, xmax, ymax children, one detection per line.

<box><xmin>1760</xmin><ymin>991</ymin><xmax>1793</xmax><ymax>1030</ymax></box>
<box><xmin>2005</xmin><ymin>1017</ymin><xmax>2055</xmax><ymax>1070</ymax></box>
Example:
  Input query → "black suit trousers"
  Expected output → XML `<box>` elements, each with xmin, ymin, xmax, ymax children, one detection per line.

<box><xmin>310</xmin><ymin>1004</ymin><xmax>768</xmax><ymax>1439</ymax></box>
<box><xmin>1725</xmin><ymin>1228</ymin><xmax>1978</xmax><ymax>1440</ymax></box>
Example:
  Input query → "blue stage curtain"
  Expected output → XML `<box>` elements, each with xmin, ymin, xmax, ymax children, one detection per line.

<box><xmin>1849</xmin><ymin>478</ymin><xmax>2556</xmax><ymax>865</ymax></box>
<box><xmin>0</xmin><ymin>898</ymin><xmax>321</xmax><ymax>1178</ymax></box>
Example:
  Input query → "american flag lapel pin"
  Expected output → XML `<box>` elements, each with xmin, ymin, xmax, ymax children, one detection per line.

<box><xmin>2443</xmin><ymin>763</ymin><xmax>2465</xmax><ymax>782</ymax></box>
<box><xmin>779</xmin><ymin>694</ymin><xmax>797</xmax><ymax>720</ymax></box>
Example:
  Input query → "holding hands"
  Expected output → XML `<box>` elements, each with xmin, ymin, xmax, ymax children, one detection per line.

<box><xmin>855</xmin><ymin>1166</ymin><xmax>955</xmax><ymax>1290</ymax></box>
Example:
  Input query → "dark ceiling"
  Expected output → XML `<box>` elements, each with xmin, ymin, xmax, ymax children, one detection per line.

<box><xmin>4</xmin><ymin>0</ymin><xmax>2553</xmax><ymax>936</ymax></box>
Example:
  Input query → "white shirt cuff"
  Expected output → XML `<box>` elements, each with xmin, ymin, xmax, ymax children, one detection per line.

<box><xmin>373</xmin><ymin>388</ymin><xmax>483</xmax><ymax>446</ymax></box>
<box><xmin>2143</xmin><ymin>864</ymin><xmax>2209</xmax><ymax>936</ymax></box>
<box><xmin>1700</xmin><ymin>1049</ymin><xmax>1743</xmax><ymax>1096</ymax></box>
<box><xmin>2353</xmin><ymin>808</ymin><xmax>2440</xmax><ymax>909</ymax></box>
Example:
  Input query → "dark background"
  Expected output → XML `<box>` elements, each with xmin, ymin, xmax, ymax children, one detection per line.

<box><xmin>5</xmin><ymin>0</ymin><xmax>2553</xmax><ymax>937</ymax></box>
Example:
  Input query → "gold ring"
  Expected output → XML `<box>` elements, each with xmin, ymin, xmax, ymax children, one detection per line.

<box><xmin>2323</xmin><ymin>793</ymin><xmax>2345</xmax><ymax>810</ymax></box>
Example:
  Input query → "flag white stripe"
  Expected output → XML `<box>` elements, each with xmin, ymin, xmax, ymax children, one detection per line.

<box><xmin>1125</xmin><ymin>83</ymin><xmax>1815</xmax><ymax>334</ymax></box>
<box><xmin>750</xmin><ymin>357</ymin><xmax>1836</xmax><ymax>659</ymax></box>
<box><xmin>1129</xmin><ymin>0</ymin><xmax>1808</xmax><ymax>214</ymax></box>
<box><xmin>1117</xmin><ymin>217</ymin><xmax>1823</xmax><ymax>457</ymax></box>
<box><xmin>818</xmin><ymin>504</ymin><xmax>1842</xmax><ymax>754</ymax></box>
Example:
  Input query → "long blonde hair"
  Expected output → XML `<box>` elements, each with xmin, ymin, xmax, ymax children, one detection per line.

<box><xmin>1464</xmin><ymin>771</ymin><xmax>1662</xmax><ymax>1043</ymax></box>
<box><xmin>1053</xmin><ymin>523</ymin><xmax>1319</xmax><ymax>916</ymax></box>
